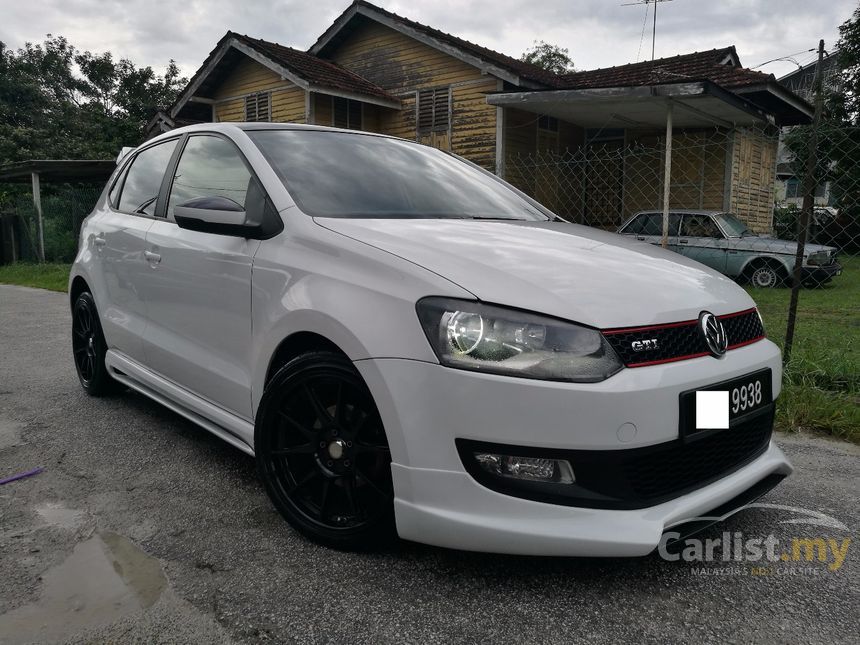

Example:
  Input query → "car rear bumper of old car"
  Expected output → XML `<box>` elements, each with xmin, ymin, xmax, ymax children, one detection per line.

<box><xmin>355</xmin><ymin>338</ymin><xmax>792</xmax><ymax>556</ymax></box>
<box><xmin>802</xmin><ymin>262</ymin><xmax>842</xmax><ymax>283</ymax></box>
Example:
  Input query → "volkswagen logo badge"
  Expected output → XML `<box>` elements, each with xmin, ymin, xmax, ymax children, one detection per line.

<box><xmin>699</xmin><ymin>311</ymin><xmax>728</xmax><ymax>358</ymax></box>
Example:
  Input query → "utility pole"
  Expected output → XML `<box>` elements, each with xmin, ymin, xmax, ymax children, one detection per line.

<box><xmin>784</xmin><ymin>39</ymin><xmax>825</xmax><ymax>363</ymax></box>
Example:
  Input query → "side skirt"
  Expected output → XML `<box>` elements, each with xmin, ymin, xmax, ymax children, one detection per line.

<box><xmin>105</xmin><ymin>350</ymin><xmax>255</xmax><ymax>457</ymax></box>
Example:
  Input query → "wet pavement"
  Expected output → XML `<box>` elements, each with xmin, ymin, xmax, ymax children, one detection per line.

<box><xmin>0</xmin><ymin>284</ymin><xmax>858</xmax><ymax>644</ymax></box>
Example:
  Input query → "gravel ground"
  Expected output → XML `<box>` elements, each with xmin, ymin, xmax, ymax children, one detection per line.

<box><xmin>0</xmin><ymin>284</ymin><xmax>857</xmax><ymax>645</ymax></box>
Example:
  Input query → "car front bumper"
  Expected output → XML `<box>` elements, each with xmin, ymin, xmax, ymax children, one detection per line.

<box><xmin>802</xmin><ymin>262</ymin><xmax>843</xmax><ymax>283</ymax></box>
<box><xmin>355</xmin><ymin>339</ymin><xmax>792</xmax><ymax>556</ymax></box>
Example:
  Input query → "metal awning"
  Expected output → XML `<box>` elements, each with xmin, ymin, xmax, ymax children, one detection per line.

<box><xmin>486</xmin><ymin>81</ymin><xmax>775</xmax><ymax>129</ymax></box>
<box><xmin>0</xmin><ymin>160</ymin><xmax>115</xmax><ymax>183</ymax></box>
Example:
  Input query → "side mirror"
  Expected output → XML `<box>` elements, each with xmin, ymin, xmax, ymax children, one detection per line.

<box><xmin>174</xmin><ymin>196</ymin><xmax>259</xmax><ymax>237</ymax></box>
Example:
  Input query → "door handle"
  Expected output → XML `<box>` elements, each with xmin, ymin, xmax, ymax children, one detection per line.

<box><xmin>143</xmin><ymin>250</ymin><xmax>161</xmax><ymax>265</ymax></box>
<box><xmin>636</xmin><ymin>236</ymin><xmax>645</xmax><ymax>241</ymax></box>
<box><xmin>679</xmin><ymin>239</ymin><xmax>689</xmax><ymax>244</ymax></box>
<box><xmin>94</xmin><ymin>236</ymin><xmax>106</xmax><ymax>248</ymax></box>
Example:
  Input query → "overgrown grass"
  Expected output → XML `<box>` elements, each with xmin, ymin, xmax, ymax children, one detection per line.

<box><xmin>747</xmin><ymin>257</ymin><xmax>860</xmax><ymax>443</ymax></box>
<box><xmin>0</xmin><ymin>262</ymin><xmax>70</xmax><ymax>292</ymax></box>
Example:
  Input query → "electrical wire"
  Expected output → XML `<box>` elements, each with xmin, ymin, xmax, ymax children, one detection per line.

<box><xmin>636</xmin><ymin>1</ymin><xmax>650</xmax><ymax>63</ymax></box>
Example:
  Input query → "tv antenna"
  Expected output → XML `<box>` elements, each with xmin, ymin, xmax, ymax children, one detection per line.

<box><xmin>622</xmin><ymin>0</ymin><xmax>674</xmax><ymax>62</ymax></box>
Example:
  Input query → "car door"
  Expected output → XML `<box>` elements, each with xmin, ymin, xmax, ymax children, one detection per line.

<box><xmin>97</xmin><ymin>138</ymin><xmax>179</xmax><ymax>362</ymax></box>
<box><xmin>140</xmin><ymin>134</ymin><xmax>261</xmax><ymax>420</ymax></box>
<box><xmin>677</xmin><ymin>213</ymin><xmax>728</xmax><ymax>273</ymax></box>
<box><xmin>620</xmin><ymin>212</ymin><xmax>680</xmax><ymax>250</ymax></box>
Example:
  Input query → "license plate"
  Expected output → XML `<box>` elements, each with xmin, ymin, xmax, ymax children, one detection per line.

<box><xmin>679</xmin><ymin>368</ymin><xmax>772</xmax><ymax>441</ymax></box>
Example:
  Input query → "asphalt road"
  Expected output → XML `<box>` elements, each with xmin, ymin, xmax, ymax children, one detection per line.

<box><xmin>0</xmin><ymin>284</ymin><xmax>857</xmax><ymax>645</ymax></box>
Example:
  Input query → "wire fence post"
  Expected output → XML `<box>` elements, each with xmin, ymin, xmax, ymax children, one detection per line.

<box><xmin>784</xmin><ymin>39</ymin><xmax>825</xmax><ymax>363</ymax></box>
<box><xmin>661</xmin><ymin>99</ymin><xmax>673</xmax><ymax>248</ymax></box>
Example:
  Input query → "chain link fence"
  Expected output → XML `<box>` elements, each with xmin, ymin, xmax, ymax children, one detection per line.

<box><xmin>0</xmin><ymin>184</ymin><xmax>103</xmax><ymax>264</ymax></box>
<box><xmin>505</xmin><ymin>124</ymin><xmax>859</xmax><ymax>291</ymax></box>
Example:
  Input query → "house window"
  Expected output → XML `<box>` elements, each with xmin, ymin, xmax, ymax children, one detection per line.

<box><xmin>417</xmin><ymin>87</ymin><xmax>450</xmax><ymax>135</ymax></box>
<box><xmin>245</xmin><ymin>92</ymin><xmax>271</xmax><ymax>122</ymax></box>
<box><xmin>333</xmin><ymin>97</ymin><xmax>362</xmax><ymax>129</ymax></box>
<box><xmin>538</xmin><ymin>115</ymin><xmax>559</xmax><ymax>132</ymax></box>
<box><xmin>785</xmin><ymin>177</ymin><xmax>800</xmax><ymax>199</ymax></box>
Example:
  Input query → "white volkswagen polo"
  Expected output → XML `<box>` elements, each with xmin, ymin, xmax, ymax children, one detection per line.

<box><xmin>69</xmin><ymin>123</ymin><xmax>792</xmax><ymax>555</ymax></box>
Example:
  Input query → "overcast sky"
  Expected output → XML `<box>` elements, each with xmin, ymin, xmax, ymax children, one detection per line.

<box><xmin>0</xmin><ymin>0</ymin><xmax>855</xmax><ymax>81</ymax></box>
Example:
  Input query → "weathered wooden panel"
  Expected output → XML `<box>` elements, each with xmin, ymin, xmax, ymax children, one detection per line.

<box><xmin>451</xmin><ymin>80</ymin><xmax>497</xmax><ymax>170</ymax></box>
<box><xmin>213</xmin><ymin>56</ymin><xmax>288</xmax><ymax>99</ymax></box>
<box><xmin>212</xmin><ymin>55</ymin><xmax>306</xmax><ymax>123</ymax></box>
<box><xmin>324</xmin><ymin>20</ymin><xmax>496</xmax><ymax>163</ymax></box>
<box><xmin>326</xmin><ymin>21</ymin><xmax>486</xmax><ymax>93</ymax></box>
<box><xmin>271</xmin><ymin>87</ymin><xmax>306</xmax><ymax>123</ymax></box>
<box><xmin>729</xmin><ymin>128</ymin><xmax>778</xmax><ymax>233</ymax></box>
<box><xmin>313</xmin><ymin>92</ymin><xmax>333</xmax><ymax>125</ymax></box>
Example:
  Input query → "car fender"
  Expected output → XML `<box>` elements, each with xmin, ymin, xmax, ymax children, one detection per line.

<box><xmin>738</xmin><ymin>253</ymin><xmax>794</xmax><ymax>277</ymax></box>
<box><xmin>249</xmin><ymin>215</ymin><xmax>474</xmax><ymax>415</ymax></box>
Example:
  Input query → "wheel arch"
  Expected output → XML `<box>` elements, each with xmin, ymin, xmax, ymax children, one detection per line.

<box><xmin>69</xmin><ymin>275</ymin><xmax>90</xmax><ymax>311</ymax></box>
<box><xmin>740</xmin><ymin>255</ymin><xmax>790</xmax><ymax>281</ymax></box>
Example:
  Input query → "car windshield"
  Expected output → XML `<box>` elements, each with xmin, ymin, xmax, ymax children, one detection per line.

<box><xmin>247</xmin><ymin>129</ymin><xmax>551</xmax><ymax>220</ymax></box>
<box><xmin>715</xmin><ymin>213</ymin><xmax>756</xmax><ymax>237</ymax></box>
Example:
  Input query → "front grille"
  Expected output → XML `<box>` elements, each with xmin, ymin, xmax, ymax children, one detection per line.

<box><xmin>457</xmin><ymin>407</ymin><xmax>774</xmax><ymax>510</ymax></box>
<box><xmin>608</xmin><ymin>409</ymin><xmax>773</xmax><ymax>502</ymax></box>
<box><xmin>603</xmin><ymin>308</ymin><xmax>765</xmax><ymax>367</ymax></box>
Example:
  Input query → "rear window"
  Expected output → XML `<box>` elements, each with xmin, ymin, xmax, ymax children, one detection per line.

<box><xmin>247</xmin><ymin>130</ymin><xmax>549</xmax><ymax>221</ymax></box>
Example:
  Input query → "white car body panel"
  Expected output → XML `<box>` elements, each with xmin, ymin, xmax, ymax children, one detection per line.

<box><xmin>315</xmin><ymin>218</ymin><xmax>755</xmax><ymax>328</ymax></box>
<box><xmin>69</xmin><ymin>122</ymin><xmax>793</xmax><ymax>556</ymax></box>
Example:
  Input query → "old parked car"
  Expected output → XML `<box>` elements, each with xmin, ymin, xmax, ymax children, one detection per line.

<box><xmin>70</xmin><ymin>123</ymin><xmax>791</xmax><ymax>555</ymax></box>
<box><xmin>618</xmin><ymin>210</ymin><xmax>842</xmax><ymax>288</ymax></box>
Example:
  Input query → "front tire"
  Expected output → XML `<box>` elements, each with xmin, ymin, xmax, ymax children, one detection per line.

<box><xmin>748</xmin><ymin>263</ymin><xmax>783</xmax><ymax>289</ymax></box>
<box><xmin>71</xmin><ymin>292</ymin><xmax>124</xmax><ymax>396</ymax></box>
<box><xmin>255</xmin><ymin>351</ymin><xmax>394</xmax><ymax>550</ymax></box>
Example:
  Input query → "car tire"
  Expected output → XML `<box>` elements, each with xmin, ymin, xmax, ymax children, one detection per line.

<box><xmin>255</xmin><ymin>351</ymin><xmax>395</xmax><ymax>550</ymax></box>
<box><xmin>71</xmin><ymin>292</ymin><xmax>125</xmax><ymax>396</ymax></box>
<box><xmin>748</xmin><ymin>263</ymin><xmax>783</xmax><ymax>289</ymax></box>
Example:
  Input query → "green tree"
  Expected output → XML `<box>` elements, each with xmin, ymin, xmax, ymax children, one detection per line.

<box><xmin>0</xmin><ymin>35</ymin><xmax>186</xmax><ymax>165</ymax></box>
<box><xmin>520</xmin><ymin>40</ymin><xmax>574</xmax><ymax>75</ymax></box>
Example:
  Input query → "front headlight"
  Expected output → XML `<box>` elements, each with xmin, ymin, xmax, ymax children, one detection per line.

<box><xmin>806</xmin><ymin>251</ymin><xmax>831</xmax><ymax>266</ymax></box>
<box><xmin>416</xmin><ymin>297</ymin><xmax>623</xmax><ymax>382</ymax></box>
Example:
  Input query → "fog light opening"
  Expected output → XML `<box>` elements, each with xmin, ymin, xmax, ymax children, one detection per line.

<box><xmin>474</xmin><ymin>452</ymin><xmax>575</xmax><ymax>484</ymax></box>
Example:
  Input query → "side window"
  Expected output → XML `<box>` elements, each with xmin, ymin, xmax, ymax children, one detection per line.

<box><xmin>167</xmin><ymin>135</ymin><xmax>253</xmax><ymax>219</ymax></box>
<box><xmin>681</xmin><ymin>214</ymin><xmax>721</xmax><ymax>238</ymax></box>
<box><xmin>117</xmin><ymin>140</ymin><xmax>178</xmax><ymax>215</ymax></box>
<box><xmin>629</xmin><ymin>213</ymin><xmax>680</xmax><ymax>236</ymax></box>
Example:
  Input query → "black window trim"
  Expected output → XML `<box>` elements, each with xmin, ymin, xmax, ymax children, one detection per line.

<box><xmin>109</xmin><ymin>135</ymin><xmax>183</xmax><ymax>220</ymax></box>
<box><xmin>161</xmin><ymin>131</ymin><xmax>283</xmax><ymax>238</ymax></box>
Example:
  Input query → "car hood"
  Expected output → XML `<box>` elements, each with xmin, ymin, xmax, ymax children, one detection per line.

<box><xmin>732</xmin><ymin>236</ymin><xmax>834</xmax><ymax>254</ymax></box>
<box><xmin>316</xmin><ymin>218</ymin><xmax>757</xmax><ymax>328</ymax></box>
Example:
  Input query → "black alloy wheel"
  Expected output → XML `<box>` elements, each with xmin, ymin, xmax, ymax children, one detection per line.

<box><xmin>71</xmin><ymin>292</ymin><xmax>124</xmax><ymax>396</ymax></box>
<box><xmin>255</xmin><ymin>351</ymin><xmax>394</xmax><ymax>549</ymax></box>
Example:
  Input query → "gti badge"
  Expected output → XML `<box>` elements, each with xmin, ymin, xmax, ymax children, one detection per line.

<box><xmin>631</xmin><ymin>338</ymin><xmax>658</xmax><ymax>352</ymax></box>
<box><xmin>699</xmin><ymin>311</ymin><xmax>728</xmax><ymax>357</ymax></box>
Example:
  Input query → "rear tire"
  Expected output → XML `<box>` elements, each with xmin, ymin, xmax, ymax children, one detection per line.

<box><xmin>71</xmin><ymin>292</ymin><xmax>125</xmax><ymax>396</ymax></box>
<box><xmin>255</xmin><ymin>351</ymin><xmax>395</xmax><ymax>550</ymax></box>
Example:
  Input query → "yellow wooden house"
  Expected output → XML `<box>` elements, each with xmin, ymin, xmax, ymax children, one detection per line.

<box><xmin>161</xmin><ymin>0</ymin><xmax>812</xmax><ymax>232</ymax></box>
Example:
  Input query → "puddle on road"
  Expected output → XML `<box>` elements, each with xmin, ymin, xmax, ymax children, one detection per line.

<box><xmin>34</xmin><ymin>502</ymin><xmax>84</xmax><ymax>530</ymax></box>
<box><xmin>0</xmin><ymin>532</ymin><xmax>167</xmax><ymax>644</ymax></box>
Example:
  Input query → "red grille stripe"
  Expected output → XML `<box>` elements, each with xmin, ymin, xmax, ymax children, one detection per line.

<box><xmin>626</xmin><ymin>352</ymin><xmax>710</xmax><ymax>368</ymax></box>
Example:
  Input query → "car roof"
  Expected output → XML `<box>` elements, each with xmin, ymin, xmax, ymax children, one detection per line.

<box><xmin>143</xmin><ymin>121</ymin><xmax>397</xmax><ymax>148</ymax></box>
<box><xmin>632</xmin><ymin>209</ymin><xmax>728</xmax><ymax>216</ymax></box>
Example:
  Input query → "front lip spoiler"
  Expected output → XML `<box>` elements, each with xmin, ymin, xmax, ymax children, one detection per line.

<box><xmin>659</xmin><ymin>472</ymin><xmax>787</xmax><ymax>553</ymax></box>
